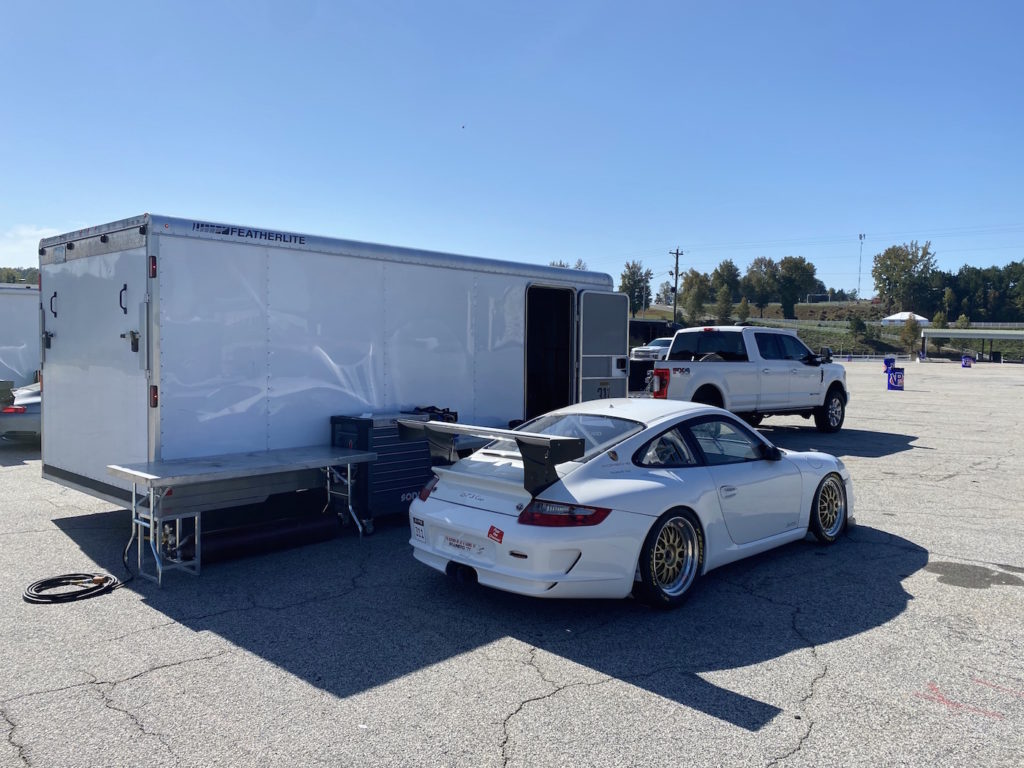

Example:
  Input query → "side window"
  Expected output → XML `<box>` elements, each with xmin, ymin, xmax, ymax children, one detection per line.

<box><xmin>755</xmin><ymin>333</ymin><xmax>784</xmax><ymax>360</ymax></box>
<box><xmin>780</xmin><ymin>335</ymin><xmax>811</xmax><ymax>361</ymax></box>
<box><xmin>689</xmin><ymin>418</ymin><xmax>763</xmax><ymax>465</ymax></box>
<box><xmin>697</xmin><ymin>332</ymin><xmax>749</xmax><ymax>362</ymax></box>
<box><xmin>636</xmin><ymin>427</ymin><xmax>698</xmax><ymax>468</ymax></box>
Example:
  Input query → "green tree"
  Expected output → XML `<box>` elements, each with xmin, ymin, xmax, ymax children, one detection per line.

<box><xmin>713</xmin><ymin>286</ymin><xmax>733</xmax><ymax>324</ymax></box>
<box><xmin>654</xmin><ymin>280</ymin><xmax>673</xmax><ymax>305</ymax></box>
<box><xmin>619</xmin><ymin>261</ymin><xmax>653</xmax><ymax>318</ymax></box>
<box><xmin>681</xmin><ymin>269</ymin><xmax>711</xmax><ymax>324</ymax></box>
<box><xmin>711</xmin><ymin>259</ymin><xmax>741</xmax><ymax>301</ymax></box>
<box><xmin>899</xmin><ymin>317</ymin><xmax>922</xmax><ymax>353</ymax></box>
<box><xmin>777</xmin><ymin>255</ymin><xmax>819</xmax><ymax>319</ymax></box>
<box><xmin>849</xmin><ymin>316</ymin><xmax>867</xmax><ymax>340</ymax></box>
<box><xmin>741</xmin><ymin>257</ymin><xmax>778</xmax><ymax>318</ymax></box>
<box><xmin>549</xmin><ymin>259</ymin><xmax>587</xmax><ymax>270</ymax></box>
<box><xmin>736</xmin><ymin>297</ymin><xmax>751</xmax><ymax>323</ymax></box>
<box><xmin>942</xmin><ymin>287</ymin><xmax>956</xmax><ymax>316</ymax></box>
<box><xmin>871</xmin><ymin>241</ymin><xmax>936</xmax><ymax>312</ymax></box>
<box><xmin>955</xmin><ymin>313</ymin><xmax>970</xmax><ymax>329</ymax></box>
<box><xmin>930</xmin><ymin>311</ymin><xmax>949</xmax><ymax>353</ymax></box>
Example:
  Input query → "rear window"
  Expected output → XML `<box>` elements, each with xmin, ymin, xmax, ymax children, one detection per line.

<box><xmin>668</xmin><ymin>331</ymin><xmax>748</xmax><ymax>362</ymax></box>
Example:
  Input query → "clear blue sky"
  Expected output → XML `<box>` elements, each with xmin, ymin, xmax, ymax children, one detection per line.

<box><xmin>2</xmin><ymin>1</ymin><xmax>1022</xmax><ymax>296</ymax></box>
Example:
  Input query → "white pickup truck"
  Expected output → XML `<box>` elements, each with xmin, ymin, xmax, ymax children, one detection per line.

<box><xmin>647</xmin><ymin>325</ymin><xmax>849</xmax><ymax>432</ymax></box>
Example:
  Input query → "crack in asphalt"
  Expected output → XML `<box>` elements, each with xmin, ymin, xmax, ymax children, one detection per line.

<box><xmin>1</xmin><ymin>706</ymin><xmax>30</xmax><ymax>767</ymax></box>
<box><xmin>499</xmin><ymin>646</ymin><xmax>612</xmax><ymax>768</ymax></box>
<box><xmin>713</xmin><ymin>577</ymin><xmax>826</xmax><ymax>768</ymax></box>
<box><xmin>1</xmin><ymin>651</ymin><xmax>232</xmax><ymax>765</ymax></box>
<box><xmin>93</xmin><ymin>682</ymin><xmax>183</xmax><ymax>768</ymax></box>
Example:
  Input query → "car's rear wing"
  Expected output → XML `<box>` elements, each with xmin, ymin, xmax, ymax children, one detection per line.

<box><xmin>397</xmin><ymin>419</ymin><xmax>584</xmax><ymax>495</ymax></box>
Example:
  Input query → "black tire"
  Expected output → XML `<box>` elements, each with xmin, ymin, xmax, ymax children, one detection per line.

<box><xmin>633</xmin><ymin>509</ymin><xmax>704</xmax><ymax>608</ymax></box>
<box><xmin>813</xmin><ymin>387</ymin><xmax>846</xmax><ymax>433</ymax></box>
<box><xmin>808</xmin><ymin>473</ymin><xmax>847</xmax><ymax>543</ymax></box>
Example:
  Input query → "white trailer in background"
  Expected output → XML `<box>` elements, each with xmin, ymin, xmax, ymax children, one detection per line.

<box><xmin>38</xmin><ymin>214</ymin><xmax>629</xmax><ymax>514</ymax></box>
<box><xmin>0</xmin><ymin>284</ymin><xmax>41</xmax><ymax>387</ymax></box>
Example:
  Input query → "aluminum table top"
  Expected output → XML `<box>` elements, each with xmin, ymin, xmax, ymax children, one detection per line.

<box><xmin>107</xmin><ymin>445</ymin><xmax>377</xmax><ymax>489</ymax></box>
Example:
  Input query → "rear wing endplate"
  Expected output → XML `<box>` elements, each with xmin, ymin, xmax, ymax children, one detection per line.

<box><xmin>397</xmin><ymin>419</ymin><xmax>584</xmax><ymax>496</ymax></box>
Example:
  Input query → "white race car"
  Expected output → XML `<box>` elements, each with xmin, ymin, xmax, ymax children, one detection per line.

<box><xmin>399</xmin><ymin>398</ymin><xmax>852</xmax><ymax>608</ymax></box>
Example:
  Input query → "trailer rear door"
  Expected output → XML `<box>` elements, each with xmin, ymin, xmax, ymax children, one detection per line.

<box><xmin>578</xmin><ymin>291</ymin><xmax>629</xmax><ymax>401</ymax></box>
<box><xmin>41</xmin><ymin>245</ymin><xmax>150</xmax><ymax>499</ymax></box>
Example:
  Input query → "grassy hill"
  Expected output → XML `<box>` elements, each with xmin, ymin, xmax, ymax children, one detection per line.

<box><xmin>636</xmin><ymin>301</ymin><xmax>1024</xmax><ymax>360</ymax></box>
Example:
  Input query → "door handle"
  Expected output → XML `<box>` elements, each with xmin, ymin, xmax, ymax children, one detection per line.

<box><xmin>761</xmin><ymin>368</ymin><xmax>771</xmax><ymax>375</ymax></box>
<box><xmin>720</xmin><ymin>485</ymin><xmax>737</xmax><ymax>498</ymax></box>
<box><xmin>49</xmin><ymin>292</ymin><xmax>57</xmax><ymax>318</ymax></box>
<box><xmin>119</xmin><ymin>283</ymin><xmax>128</xmax><ymax>315</ymax></box>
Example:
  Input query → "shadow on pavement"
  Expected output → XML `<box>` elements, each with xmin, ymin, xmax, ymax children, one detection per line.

<box><xmin>52</xmin><ymin>511</ymin><xmax>927</xmax><ymax>733</ymax></box>
<box><xmin>0</xmin><ymin>438</ymin><xmax>40</xmax><ymax>467</ymax></box>
<box><xmin>762</xmin><ymin>426</ymin><xmax>919</xmax><ymax>459</ymax></box>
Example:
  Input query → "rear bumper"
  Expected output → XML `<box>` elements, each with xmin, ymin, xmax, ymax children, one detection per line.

<box><xmin>408</xmin><ymin>500</ymin><xmax>645</xmax><ymax>599</ymax></box>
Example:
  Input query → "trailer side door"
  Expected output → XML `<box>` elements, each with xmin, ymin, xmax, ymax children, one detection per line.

<box><xmin>578</xmin><ymin>291</ymin><xmax>629</xmax><ymax>401</ymax></box>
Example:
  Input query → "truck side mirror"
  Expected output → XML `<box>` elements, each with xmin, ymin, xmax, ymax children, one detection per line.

<box><xmin>819</xmin><ymin>347</ymin><xmax>833</xmax><ymax>363</ymax></box>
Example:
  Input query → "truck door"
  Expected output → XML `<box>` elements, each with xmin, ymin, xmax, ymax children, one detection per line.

<box><xmin>41</xmin><ymin>243</ymin><xmax>150</xmax><ymax>496</ymax></box>
<box><xmin>752</xmin><ymin>331</ymin><xmax>791</xmax><ymax>410</ymax></box>
<box><xmin>578</xmin><ymin>291</ymin><xmax>629</xmax><ymax>402</ymax></box>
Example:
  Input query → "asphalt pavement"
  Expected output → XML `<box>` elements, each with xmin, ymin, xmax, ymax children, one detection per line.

<box><xmin>1</xmin><ymin>360</ymin><xmax>1021</xmax><ymax>767</ymax></box>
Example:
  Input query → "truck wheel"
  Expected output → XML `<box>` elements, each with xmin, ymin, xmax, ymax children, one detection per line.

<box><xmin>808</xmin><ymin>473</ymin><xmax>847</xmax><ymax>543</ymax></box>
<box><xmin>741</xmin><ymin>413</ymin><xmax>763</xmax><ymax>427</ymax></box>
<box><xmin>633</xmin><ymin>509</ymin><xmax>704</xmax><ymax>608</ymax></box>
<box><xmin>813</xmin><ymin>388</ymin><xmax>845</xmax><ymax>433</ymax></box>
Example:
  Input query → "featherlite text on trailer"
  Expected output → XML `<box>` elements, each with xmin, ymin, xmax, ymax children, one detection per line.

<box><xmin>38</xmin><ymin>214</ymin><xmax>629</xmax><ymax>515</ymax></box>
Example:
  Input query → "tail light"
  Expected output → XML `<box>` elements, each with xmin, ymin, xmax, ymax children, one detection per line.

<box><xmin>2</xmin><ymin>406</ymin><xmax>27</xmax><ymax>414</ymax></box>
<box><xmin>418</xmin><ymin>475</ymin><xmax>440</xmax><ymax>501</ymax></box>
<box><xmin>518</xmin><ymin>500</ymin><xmax>611</xmax><ymax>527</ymax></box>
<box><xmin>650</xmin><ymin>368</ymin><xmax>670</xmax><ymax>399</ymax></box>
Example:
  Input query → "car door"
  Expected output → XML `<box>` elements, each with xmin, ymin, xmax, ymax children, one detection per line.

<box><xmin>687</xmin><ymin>416</ymin><xmax>802</xmax><ymax>545</ymax></box>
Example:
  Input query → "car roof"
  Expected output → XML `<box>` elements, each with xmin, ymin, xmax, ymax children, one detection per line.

<box><xmin>543</xmin><ymin>397</ymin><xmax>718</xmax><ymax>427</ymax></box>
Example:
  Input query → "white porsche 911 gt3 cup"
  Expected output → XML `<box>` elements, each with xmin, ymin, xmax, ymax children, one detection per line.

<box><xmin>399</xmin><ymin>398</ymin><xmax>852</xmax><ymax>608</ymax></box>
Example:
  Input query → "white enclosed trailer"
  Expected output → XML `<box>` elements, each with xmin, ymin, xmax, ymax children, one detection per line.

<box><xmin>38</xmin><ymin>214</ymin><xmax>628</xmax><ymax>512</ymax></box>
<box><xmin>0</xmin><ymin>284</ymin><xmax>41</xmax><ymax>387</ymax></box>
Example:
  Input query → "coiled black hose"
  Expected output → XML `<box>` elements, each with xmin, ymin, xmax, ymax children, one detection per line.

<box><xmin>22</xmin><ymin>573</ymin><xmax>121</xmax><ymax>604</ymax></box>
<box><xmin>22</xmin><ymin>529</ymin><xmax>136</xmax><ymax>604</ymax></box>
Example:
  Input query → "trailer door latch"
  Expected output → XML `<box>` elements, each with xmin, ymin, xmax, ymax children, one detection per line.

<box><xmin>120</xmin><ymin>330</ymin><xmax>140</xmax><ymax>353</ymax></box>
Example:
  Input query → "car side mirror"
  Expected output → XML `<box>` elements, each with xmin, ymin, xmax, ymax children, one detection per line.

<box><xmin>759</xmin><ymin>444</ymin><xmax>782</xmax><ymax>461</ymax></box>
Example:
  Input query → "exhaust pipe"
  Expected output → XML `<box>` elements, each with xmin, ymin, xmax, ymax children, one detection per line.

<box><xmin>445</xmin><ymin>561</ymin><xmax>478</xmax><ymax>585</ymax></box>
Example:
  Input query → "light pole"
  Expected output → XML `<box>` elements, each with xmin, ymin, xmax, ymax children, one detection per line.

<box><xmin>858</xmin><ymin>234</ymin><xmax>865</xmax><ymax>299</ymax></box>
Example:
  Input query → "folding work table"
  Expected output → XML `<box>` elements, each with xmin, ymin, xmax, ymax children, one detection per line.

<box><xmin>108</xmin><ymin>445</ymin><xmax>376</xmax><ymax>585</ymax></box>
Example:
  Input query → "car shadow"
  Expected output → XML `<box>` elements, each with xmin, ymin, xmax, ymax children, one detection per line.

<box><xmin>0</xmin><ymin>438</ymin><xmax>40</xmax><ymax>467</ymax></box>
<box><xmin>52</xmin><ymin>512</ymin><xmax>926</xmax><ymax>733</ymax></box>
<box><xmin>760</xmin><ymin>426</ymin><xmax>919</xmax><ymax>458</ymax></box>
